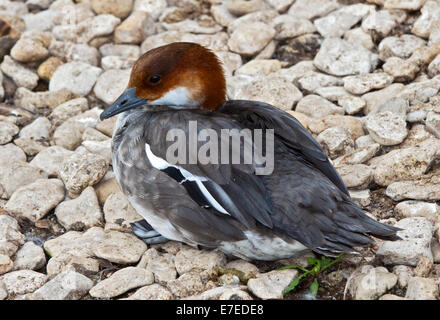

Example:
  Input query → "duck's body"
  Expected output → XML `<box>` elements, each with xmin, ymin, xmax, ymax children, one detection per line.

<box><xmin>102</xmin><ymin>42</ymin><xmax>399</xmax><ymax>261</ymax></box>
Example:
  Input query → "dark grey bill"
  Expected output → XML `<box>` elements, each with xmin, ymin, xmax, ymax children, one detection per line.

<box><xmin>100</xmin><ymin>87</ymin><xmax>147</xmax><ymax>120</ymax></box>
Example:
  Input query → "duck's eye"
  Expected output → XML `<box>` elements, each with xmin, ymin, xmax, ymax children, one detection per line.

<box><xmin>149</xmin><ymin>75</ymin><xmax>161</xmax><ymax>84</ymax></box>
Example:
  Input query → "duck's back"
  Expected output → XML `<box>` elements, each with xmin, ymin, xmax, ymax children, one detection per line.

<box><xmin>111</xmin><ymin>103</ymin><xmax>399</xmax><ymax>260</ymax></box>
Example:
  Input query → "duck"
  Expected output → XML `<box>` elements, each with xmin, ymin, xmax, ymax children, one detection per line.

<box><xmin>100</xmin><ymin>42</ymin><xmax>399</xmax><ymax>261</ymax></box>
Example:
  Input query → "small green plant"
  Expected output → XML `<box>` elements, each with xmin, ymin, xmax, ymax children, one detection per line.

<box><xmin>279</xmin><ymin>254</ymin><xmax>345</xmax><ymax>297</ymax></box>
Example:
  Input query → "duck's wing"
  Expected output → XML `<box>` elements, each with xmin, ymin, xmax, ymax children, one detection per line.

<box><xmin>143</xmin><ymin>110</ymin><xmax>275</xmax><ymax>231</ymax></box>
<box><xmin>217</xmin><ymin>100</ymin><xmax>349</xmax><ymax>196</ymax></box>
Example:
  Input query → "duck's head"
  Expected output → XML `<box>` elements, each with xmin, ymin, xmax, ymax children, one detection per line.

<box><xmin>100</xmin><ymin>42</ymin><xmax>226</xmax><ymax>120</ymax></box>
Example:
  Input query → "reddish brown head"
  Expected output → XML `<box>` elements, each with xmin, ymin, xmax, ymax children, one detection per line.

<box><xmin>101</xmin><ymin>42</ymin><xmax>227</xmax><ymax>120</ymax></box>
<box><xmin>130</xmin><ymin>42</ymin><xmax>226</xmax><ymax>111</ymax></box>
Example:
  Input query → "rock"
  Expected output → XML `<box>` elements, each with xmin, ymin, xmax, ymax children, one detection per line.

<box><xmin>95</xmin><ymin>174</ymin><xmax>121</xmax><ymax>205</ymax></box>
<box><xmin>314</xmin><ymin>38</ymin><xmax>377</xmax><ymax>76</ymax></box>
<box><xmin>314</xmin><ymin>4</ymin><xmax>373</xmax><ymax>38</ymax></box>
<box><xmin>13</xmin><ymin>138</ymin><xmax>45</xmax><ymax>156</ymax></box>
<box><xmin>0</xmin><ymin>162</ymin><xmax>48</xmax><ymax>199</ymax></box>
<box><xmin>90</xmin><ymin>267</ymin><xmax>154</xmax><ymax>298</ymax></box>
<box><xmin>0</xmin><ymin>56</ymin><xmax>38</xmax><ymax>90</ymax></box>
<box><xmin>361</xmin><ymin>10</ymin><xmax>397</xmax><ymax>37</ymax></box>
<box><xmin>377</xmin><ymin>217</ymin><xmax>433</xmax><ymax>266</ymax></box>
<box><xmin>317</xmin><ymin>126</ymin><xmax>354</xmax><ymax>159</ymax></box>
<box><xmin>0</xmin><ymin>280</ymin><xmax>6</xmax><ymax>300</ymax></box>
<box><xmin>383</xmin><ymin>57</ymin><xmax>419</xmax><ymax>82</ymax></box>
<box><xmin>10</xmin><ymin>37</ymin><xmax>48</xmax><ymax>63</ymax></box>
<box><xmin>384</xmin><ymin>0</ymin><xmax>426</xmax><ymax>10</ymax></box>
<box><xmin>412</xmin><ymin>1</ymin><xmax>440</xmax><ymax>38</ymax></box>
<box><xmin>44</xmin><ymin>228</ymin><xmax>100</xmax><ymax>258</ymax></box>
<box><xmin>46</xmin><ymin>253</ymin><xmax>100</xmax><ymax>277</ymax></box>
<box><xmin>395</xmin><ymin>201</ymin><xmax>440</xmax><ymax>224</ymax></box>
<box><xmin>297</xmin><ymin>71</ymin><xmax>343</xmax><ymax>93</ymax></box>
<box><xmin>426</xmin><ymin>111</ymin><xmax>440</xmax><ymax>138</ymax></box>
<box><xmin>365</xmin><ymin>111</ymin><xmax>408</xmax><ymax>146</ymax></box>
<box><xmin>133</xmin><ymin>0</ymin><xmax>168</xmax><ymax>20</ymax></box>
<box><xmin>315</xmin><ymin>86</ymin><xmax>351</xmax><ymax>103</ymax></box>
<box><xmin>380</xmin><ymin>294</ymin><xmax>407</xmax><ymax>300</ymax></box>
<box><xmin>343</xmin><ymin>73</ymin><xmax>394</xmax><ymax>95</ymax></box>
<box><xmin>37</xmin><ymin>56</ymin><xmax>64</xmax><ymax>81</ymax></box>
<box><xmin>91</xmin><ymin>0</ymin><xmax>133</xmax><ymax>19</ymax></box>
<box><xmin>428</xmin><ymin>54</ymin><xmax>440</xmax><ymax>77</ymax></box>
<box><xmin>0</xmin><ymin>254</ymin><xmax>13</xmax><ymax>275</ymax></box>
<box><xmin>347</xmin><ymin>265</ymin><xmax>397</xmax><ymax>300</ymax></box>
<box><xmin>0</xmin><ymin>144</ymin><xmax>26</xmax><ymax>167</ymax></box>
<box><xmin>123</xmin><ymin>284</ymin><xmax>173</xmax><ymax>300</ymax></box>
<box><xmin>393</xmin><ymin>265</ymin><xmax>413</xmax><ymax>287</ymax></box>
<box><xmin>13</xmin><ymin>242</ymin><xmax>45</xmax><ymax>271</ymax></box>
<box><xmin>373</xmin><ymin>144</ymin><xmax>439</xmax><ymax>186</ymax></box>
<box><xmin>226</xmin><ymin>259</ymin><xmax>259</xmax><ymax>276</ymax></box>
<box><xmin>247</xmin><ymin>269</ymin><xmax>298</xmax><ymax>299</ymax></box>
<box><xmin>163</xmin><ymin>18</ymin><xmax>222</xmax><ymax>34</ymax></box>
<box><xmin>226</xmin><ymin>0</ymin><xmax>266</xmax><ymax>16</ymax></box>
<box><xmin>103</xmin><ymin>192</ymin><xmax>142</xmax><ymax>232</ymax></box>
<box><xmin>92</xmin><ymin>230</ymin><xmax>147</xmax><ymax>264</ymax></box>
<box><xmin>166</xmin><ymin>271</ymin><xmax>206</xmax><ymax>299</ymax></box>
<box><xmin>55</xmin><ymin>187</ymin><xmax>103</xmax><ymax>231</ymax></box>
<box><xmin>379</xmin><ymin>35</ymin><xmax>426</xmax><ymax>61</ymax></box>
<box><xmin>58</xmin><ymin>151</ymin><xmax>108</xmax><ymax>196</ymax></box>
<box><xmin>228</xmin><ymin>75</ymin><xmax>302</xmax><ymax>110</ymax></box>
<box><xmin>19</xmin><ymin>117</ymin><xmax>51</xmax><ymax>142</ymax></box>
<box><xmin>414</xmin><ymin>256</ymin><xmax>433</xmax><ymax>277</ymax></box>
<box><xmin>29</xmin><ymin>146</ymin><xmax>73</xmax><ymax>177</ymax></box>
<box><xmin>49</xmin><ymin>41</ymin><xmax>100</xmax><ymax>66</ymax></box>
<box><xmin>296</xmin><ymin>95</ymin><xmax>344</xmax><ymax>118</ymax></box>
<box><xmin>13</xmin><ymin>87</ymin><xmax>78</xmax><ymax>113</ymax></box>
<box><xmin>82</xmin><ymin>140</ymin><xmax>112</xmax><ymax>164</ymax></box>
<box><xmin>274</xmin><ymin>60</ymin><xmax>316</xmax><ymax>84</ymax></box>
<box><xmin>337</xmin><ymin>164</ymin><xmax>373</xmax><ymax>189</ymax></box>
<box><xmin>53</xmin><ymin>14</ymin><xmax>121</xmax><ymax>44</ymax></box>
<box><xmin>405</xmin><ymin>277</ymin><xmax>438</xmax><ymax>300</ymax></box>
<box><xmin>137</xmin><ymin>248</ymin><xmax>177</xmax><ymax>284</ymax></box>
<box><xmin>362</xmin><ymin>83</ymin><xmax>405</xmax><ymax>114</ymax></box>
<box><xmin>174</xmin><ymin>247</ymin><xmax>226</xmax><ymax>275</ymax></box>
<box><xmin>228</xmin><ymin>22</ymin><xmax>275</xmax><ymax>56</ymax></box>
<box><xmin>344</xmin><ymin>27</ymin><xmax>374</xmax><ymax>50</ymax></box>
<box><xmin>1</xmin><ymin>270</ymin><xmax>47</xmax><ymax>295</ymax></box>
<box><xmin>288</xmin><ymin>0</ymin><xmax>340</xmax><ymax>20</ymax></box>
<box><xmin>5</xmin><ymin>178</ymin><xmax>65</xmax><ymax>222</ymax></box>
<box><xmin>53</xmin><ymin>120</ymin><xmax>84</xmax><ymax>150</ymax></box>
<box><xmin>272</xmin><ymin>15</ymin><xmax>316</xmax><ymax>40</ymax></box>
<box><xmin>114</xmin><ymin>11</ymin><xmax>153</xmax><ymax>44</ymax></box>
<box><xmin>0</xmin><ymin>121</ymin><xmax>19</xmax><ymax>145</ymax></box>
<box><xmin>399</xmin><ymin>78</ymin><xmax>440</xmax><ymax>105</ymax></box>
<box><xmin>235</xmin><ymin>59</ymin><xmax>281</xmax><ymax>76</ymax></box>
<box><xmin>49</xmin><ymin>62</ymin><xmax>102</xmax><ymax>96</ymax></box>
<box><xmin>349</xmin><ymin>189</ymin><xmax>371</xmax><ymax>208</ymax></box>
<box><xmin>338</xmin><ymin>96</ymin><xmax>366</xmax><ymax>115</ymax></box>
<box><xmin>386</xmin><ymin>177</ymin><xmax>440</xmax><ymax>201</ymax></box>
<box><xmin>0</xmin><ymin>215</ymin><xmax>25</xmax><ymax>256</ymax></box>
<box><xmin>308</xmin><ymin>115</ymin><xmax>365</xmax><ymax>140</ymax></box>
<box><xmin>93</xmin><ymin>69</ymin><xmax>130</xmax><ymax>105</ymax></box>
<box><xmin>30</xmin><ymin>271</ymin><xmax>93</xmax><ymax>300</ymax></box>
<box><xmin>49</xmin><ymin>98</ymin><xmax>89</xmax><ymax>127</ymax></box>
<box><xmin>377</xmin><ymin>97</ymin><xmax>408</xmax><ymax>115</ymax></box>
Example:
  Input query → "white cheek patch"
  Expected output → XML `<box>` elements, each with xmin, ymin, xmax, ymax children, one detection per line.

<box><xmin>150</xmin><ymin>87</ymin><xmax>200</xmax><ymax>107</ymax></box>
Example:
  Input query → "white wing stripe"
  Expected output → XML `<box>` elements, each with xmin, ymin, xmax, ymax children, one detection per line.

<box><xmin>145</xmin><ymin>143</ymin><xmax>230</xmax><ymax>215</ymax></box>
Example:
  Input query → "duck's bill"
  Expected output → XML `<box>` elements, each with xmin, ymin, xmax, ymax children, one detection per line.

<box><xmin>100</xmin><ymin>87</ymin><xmax>147</xmax><ymax>120</ymax></box>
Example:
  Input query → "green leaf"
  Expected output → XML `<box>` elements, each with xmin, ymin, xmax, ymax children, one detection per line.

<box><xmin>278</xmin><ymin>264</ymin><xmax>309</xmax><ymax>273</ymax></box>
<box><xmin>308</xmin><ymin>257</ymin><xmax>318</xmax><ymax>265</ymax></box>
<box><xmin>310</xmin><ymin>278</ymin><xmax>319</xmax><ymax>297</ymax></box>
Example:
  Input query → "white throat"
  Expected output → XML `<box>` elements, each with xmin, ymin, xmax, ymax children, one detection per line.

<box><xmin>150</xmin><ymin>87</ymin><xmax>200</xmax><ymax>108</ymax></box>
